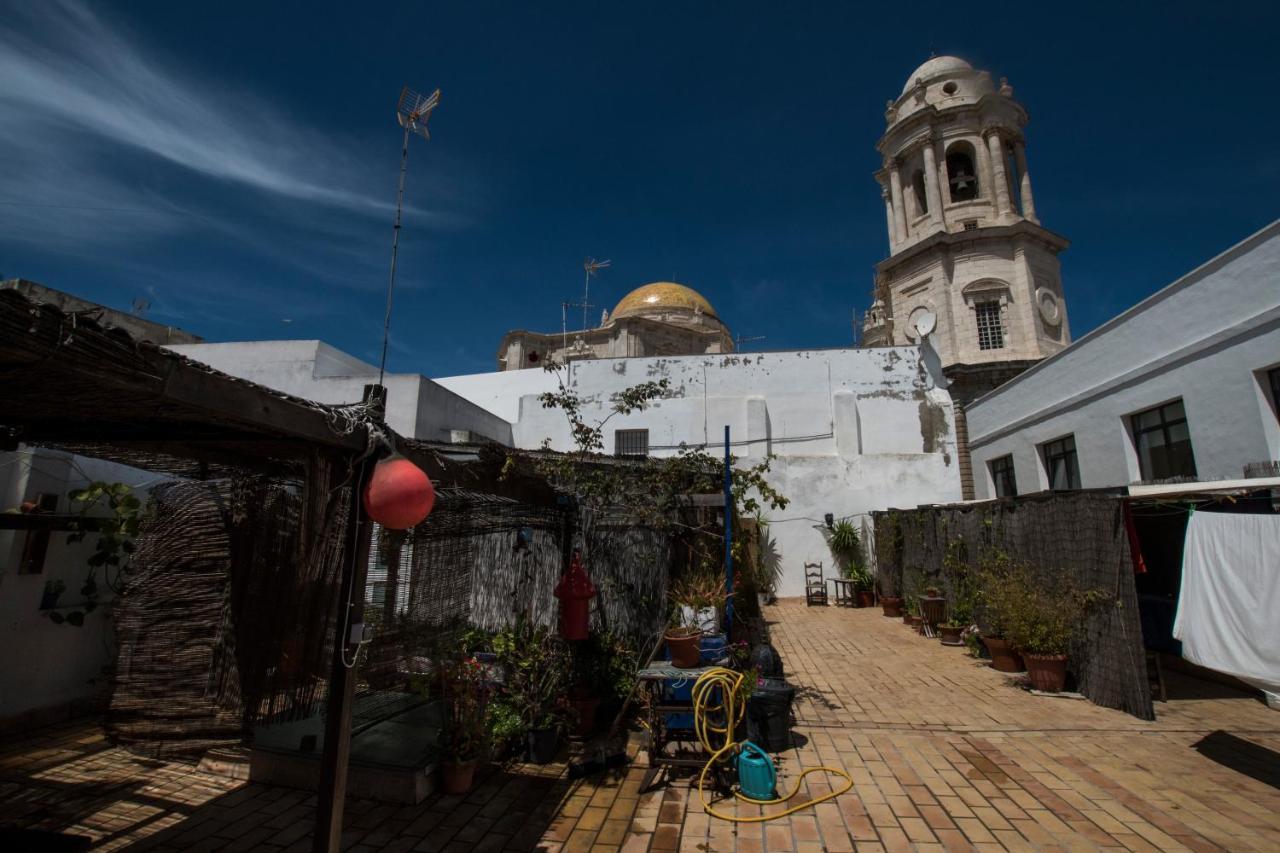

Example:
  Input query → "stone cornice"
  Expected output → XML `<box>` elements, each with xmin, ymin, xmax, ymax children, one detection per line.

<box><xmin>875</xmin><ymin>220</ymin><xmax>1069</xmax><ymax>277</ymax></box>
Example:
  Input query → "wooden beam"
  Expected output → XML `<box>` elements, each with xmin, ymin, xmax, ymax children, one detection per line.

<box><xmin>312</xmin><ymin>385</ymin><xmax>383</xmax><ymax>853</ymax></box>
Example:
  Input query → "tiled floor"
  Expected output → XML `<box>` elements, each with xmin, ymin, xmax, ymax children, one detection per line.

<box><xmin>2</xmin><ymin>599</ymin><xmax>1278</xmax><ymax>851</ymax></box>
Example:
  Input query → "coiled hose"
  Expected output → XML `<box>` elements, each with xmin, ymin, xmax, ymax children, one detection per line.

<box><xmin>691</xmin><ymin>667</ymin><xmax>854</xmax><ymax>822</ymax></box>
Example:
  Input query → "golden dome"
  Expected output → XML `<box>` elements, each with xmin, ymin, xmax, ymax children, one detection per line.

<box><xmin>611</xmin><ymin>281</ymin><xmax>718</xmax><ymax>321</ymax></box>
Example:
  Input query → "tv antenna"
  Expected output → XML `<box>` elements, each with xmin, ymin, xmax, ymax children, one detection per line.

<box><xmin>734</xmin><ymin>333</ymin><xmax>766</xmax><ymax>351</ymax></box>
<box><xmin>581</xmin><ymin>258</ymin><xmax>610</xmax><ymax>332</ymax></box>
<box><xmin>130</xmin><ymin>296</ymin><xmax>151</xmax><ymax>317</ymax></box>
<box><xmin>378</xmin><ymin>85</ymin><xmax>441</xmax><ymax>385</ymax></box>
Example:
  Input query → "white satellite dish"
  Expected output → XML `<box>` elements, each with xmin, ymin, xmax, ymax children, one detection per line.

<box><xmin>914</xmin><ymin>310</ymin><xmax>937</xmax><ymax>339</ymax></box>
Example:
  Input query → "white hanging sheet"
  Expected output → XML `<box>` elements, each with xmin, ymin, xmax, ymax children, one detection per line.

<box><xmin>1173</xmin><ymin>511</ymin><xmax>1280</xmax><ymax>695</ymax></box>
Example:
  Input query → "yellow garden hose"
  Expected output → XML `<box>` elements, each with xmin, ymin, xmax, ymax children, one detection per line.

<box><xmin>691</xmin><ymin>667</ymin><xmax>854</xmax><ymax>823</ymax></box>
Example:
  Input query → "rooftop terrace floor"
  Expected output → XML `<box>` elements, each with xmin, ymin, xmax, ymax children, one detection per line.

<box><xmin>2</xmin><ymin>600</ymin><xmax>1278</xmax><ymax>851</ymax></box>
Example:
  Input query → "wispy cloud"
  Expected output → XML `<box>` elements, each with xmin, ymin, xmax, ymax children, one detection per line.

<box><xmin>0</xmin><ymin>0</ymin><xmax>471</xmax><ymax>279</ymax></box>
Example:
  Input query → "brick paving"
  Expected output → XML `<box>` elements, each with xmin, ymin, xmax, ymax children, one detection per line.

<box><xmin>2</xmin><ymin>599</ymin><xmax>1279</xmax><ymax>850</ymax></box>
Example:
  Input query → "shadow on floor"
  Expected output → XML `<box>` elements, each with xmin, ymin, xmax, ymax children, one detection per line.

<box><xmin>1192</xmin><ymin>731</ymin><xmax>1280</xmax><ymax>792</ymax></box>
<box><xmin>1163</xmin><ymin>669</ymin><xmax>1265</xmax><ymax>702</ymax></box>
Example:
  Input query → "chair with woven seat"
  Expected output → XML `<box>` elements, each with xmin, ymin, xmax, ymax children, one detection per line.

<box><xmin>804</xmin><ymin>561</ymin><xmax>827</xmax><ymax>606</ymax></box>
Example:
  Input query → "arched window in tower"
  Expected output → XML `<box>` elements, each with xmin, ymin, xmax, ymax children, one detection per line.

<box><xmin>946</xmin><ymin>143</ymin><xmax>980</xmax><ymax>202</ymax></box>
<box><xmin>911</xmin><ymin>169</ymin><xmax>929</xmax><ymax>216</ymax></box>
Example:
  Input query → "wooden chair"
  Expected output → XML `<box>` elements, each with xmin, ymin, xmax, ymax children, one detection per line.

<box><xmin>804</xmin><ymin>561</ymin><xmax>827</xmax><ymax>606</ymax></box>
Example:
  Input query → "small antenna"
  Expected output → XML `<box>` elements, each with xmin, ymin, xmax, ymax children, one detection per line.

<box><xmin>378</xmin><ymin>86</ymin><xmax>441</xmax><ymax>385</ymax></box>
<box><xmin>734</xmin><ymin>333</ymin><xmax>765</xmax><ymax>351</ymax></box>
<box><xmin>582</xmin><ymin>258</ymin><xmax>610</xmax><ymax>332</ymax></box>
<box><xmin>130</xmin><ymin>296</ymin><xmax>151</xmax><ymax>317</ymax></box>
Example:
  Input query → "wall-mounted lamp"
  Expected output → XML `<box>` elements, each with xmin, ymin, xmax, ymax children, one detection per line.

<box><xmin>824</xmin><ymin>513</ymin><xmax>834</xmax><ymax>529</ymax></box>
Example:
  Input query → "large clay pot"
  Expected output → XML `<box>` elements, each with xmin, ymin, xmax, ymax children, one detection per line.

<box><xmin>909</xmin><ymin>615</ymin><xmax>924</xmax><ymax>633</ymax></box>
<box><xmin>856</xmin><ymin>590</ymin><xmax>875</xmax><ymax>608</ymax></box>
<box><xmin>881</xmin><ymin>597</ymin><xmax>902</xmax><ymax>618</ymax></box>
<box><xmin>1025</xmin><ymin>653</ymin><xmax>1068</xmax><ymax>692</ymax></box>
<box><xmin>939</xmin><ymin>625</ymin><xmax>964</xmax><ymax>646</ymax></box>
<box><xmin>665</xmin><ymin>628</ymin><xmax>703</xmax><ymax>668</ymax></box>
<box><xmin>983</xmin><ymin>636</ymin><xmax>1025</xmax><ymax>673</ymax></box>
<box><xmin>440</xmin><ymin>759</ymin><xmax>477</xmax><ymax>795</ymax></box>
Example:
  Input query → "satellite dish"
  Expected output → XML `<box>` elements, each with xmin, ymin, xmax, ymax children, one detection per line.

<box><xmin>914</xmin><ymin>310</ymin><xmax>937</xmax><ymax>338</ymax></box>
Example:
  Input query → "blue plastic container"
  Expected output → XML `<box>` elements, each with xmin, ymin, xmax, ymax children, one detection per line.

<box><xmin>699</xmin><ymin>633</ymin><xmax>727</xmax><ymax>664</ymax></box>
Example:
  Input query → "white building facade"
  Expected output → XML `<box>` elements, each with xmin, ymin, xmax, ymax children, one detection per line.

<box><xmin>441</xmin><ymin>346</ymin><xmax>961</xmax><ymax>597</ymax></box>
<box><xmin>966</xmin><ymin>221</ymin><xmax>1280</xmax><ymax>497</ymax></box>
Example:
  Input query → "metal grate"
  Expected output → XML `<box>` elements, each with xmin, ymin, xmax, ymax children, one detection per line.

<box><xmin>614</xmin><ymin>428</ymin><xmax>649</xmax><ymax>458</ymax></box>
<box><xmin>975</xmin><ymin>301</ymin><xmax>1004</xmax><ymax>350</ymax></box>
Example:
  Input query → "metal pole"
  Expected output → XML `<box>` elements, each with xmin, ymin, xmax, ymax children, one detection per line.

<box><xmin>313</xmin><ymin>384</ymin><xmax>384</xmax><ymax>853</ymax></box>
<box><xmin>723</xmin><ymin>424</ymin><xmax>733</xmax><ymax>637</ymax></box>
<box><xmin>378</xmin><ymin>125</ymin><xmax>412</xmax><ymax>386</ymax></box>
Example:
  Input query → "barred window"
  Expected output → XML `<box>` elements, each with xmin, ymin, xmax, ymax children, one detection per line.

<box><xmin>989</xmin><ymin>455</ymin><xmax>1017</xmax><ymax>498</ymax></box>
<box><xmin>975</xmin><ymin>301</ymin><xmax>1004</xmax><ymax>350</ymax></box>
<box><xmin>614</xmin><ymin>429</ymin><xmax>649</xmax><ymax>458</ymax></box>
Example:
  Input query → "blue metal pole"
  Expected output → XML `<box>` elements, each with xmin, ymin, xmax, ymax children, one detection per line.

<box><xmin>724</xmin><ymin>424</ymin><xmax>733</xmax><ymax>638</ymax></box>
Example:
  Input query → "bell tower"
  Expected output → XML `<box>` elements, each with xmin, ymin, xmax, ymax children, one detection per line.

<box><xmin>862</xmin><ymin>56</ymin><xmax>1070</xmax><ymax>379</ymax></box>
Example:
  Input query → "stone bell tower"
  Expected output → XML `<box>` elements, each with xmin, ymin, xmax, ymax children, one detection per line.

<box><xmin>863</xmin><ymin>56</ymin><xmax>1070</xmax><ymax>369</ymax></box>
<box><xmin>861</xmin><ymin>56</ymin><xmax>1072</xmax><ymax>496</ymax></box>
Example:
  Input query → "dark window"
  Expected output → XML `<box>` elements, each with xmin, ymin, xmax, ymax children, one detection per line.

<box><xmin>1268</xmin><ymin>366</ymin><xmax>1280</xmax><ymax>418</ymax></box>
<box><xmin>946</xmin><ymin>145</ymin><xmax>980</xmax><ymax>201</ymax></box>
<box><xmin>1041</xmin><ymin>435</ymin><xmax>1081</xmax><ymax>490</ymax></box>
<box><xmin>1131</xmin><ymin>400</ymin><xmax>1197</xmax><ymax>481</ymax></box>
<box><xmin>911</xmin><ymin>169</ymin><xmax>929</xmax><ymax>215</ymax></box>
<box><xmin>962</xmin><ymin>220</ymin><xmax>979</xmax><ymax>231</ymax></box>
<box><xmin>990</xmin><ymin>455</ymin><xmax>1017</xmax><ymax>498</ymax></box>
<box><xmin>975</xmin><ymin>301</ymin><xmax>1004</xmax><ymax>350</ymax></box>
<box><xmin>614</xmin><ymin>429</ymin><xmax>649</xmax><ymax>458</ymax></box>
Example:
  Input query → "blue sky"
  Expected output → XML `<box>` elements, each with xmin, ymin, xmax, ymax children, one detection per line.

<box><xmin>2</xmin><ymin>1</ymin><xmax>1278</xmax><ymax>378</ymax></box>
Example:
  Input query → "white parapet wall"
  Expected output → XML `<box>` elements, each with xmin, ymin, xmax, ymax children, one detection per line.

<box><xmin>440</xmin><ymin>347</ymin><xmax>962</xmax><ymax>597</ymax></box>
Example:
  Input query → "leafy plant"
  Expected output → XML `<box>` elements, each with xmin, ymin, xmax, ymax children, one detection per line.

<box><xmin>571</xmin><ymin>631</ymin><xmax>638</xmax><ymax>703</ymax></box>
<box><xmin>48</xmin><ymin>482</ymin><xmax>148</xmax><ymax>627</ymax></box>
<box><xmin>976</xmin><ymin>549</ymin><xmax>1109</xmax><ymax>654</ymax></box>
<box><xmin>496</xmin><ymin>620</ymin><xmax>572</xmax><ymax>732</ymax></box>
<box><xmin>438</xmin><ymin>656</ymin><xmax>491</xmax><ymax>761</ymax></box>
<box><xmin>826</xmin><ymin>518</ymin><xmax>867</xmax><ymax>585</ymax></box>
<box><xmin>669</xmin><ymin>570</ymin><xmax>727</xmax><ymax>629</ymax></box>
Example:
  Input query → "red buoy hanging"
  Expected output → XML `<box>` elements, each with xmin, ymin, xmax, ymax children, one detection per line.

<box><xmin>363</xmin><ymin>454</ymin><xmax>436</xmax><ymax>530</ymax></box>
<box><xmin>554</xmin><ymin>549</ymin><xmax>596</xmax><ymax>640</ymax></box>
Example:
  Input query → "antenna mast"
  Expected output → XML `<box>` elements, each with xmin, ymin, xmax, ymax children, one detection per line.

<box><xmin>379</xmin><ymin>86</ymin><xmax>441</xmax><ymax>385</ymax></box>
<box><xmin>582</xmin><ymin>257</ymin><xmax>610</xmax><ymax>331</ymax></box>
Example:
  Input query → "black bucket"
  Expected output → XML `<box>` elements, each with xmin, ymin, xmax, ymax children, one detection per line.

<box><xmin>527</xmin><ymin>728</ymin><xmax>559</xmax><ymax>764</ymax></box>
<box><xmin>746</xmin><ymin>677</ymin><xmax>795</xmax><ymax>752</ymax></box>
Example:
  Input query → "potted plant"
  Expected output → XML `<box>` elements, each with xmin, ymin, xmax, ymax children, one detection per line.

<box><xmin>976</xmin><ymin>551</ymin><xmax>1028</xmax><ymax>673</ymax></box>
<box><xmin>567</xmin><ymin>632</ymin><xmax>635</xmax><ymax>737</ymax></box>
<box><xmin>826</xmin><ymin>518</ymin><xmax>871</xmax><ymax>603</ymax></box>
<box><xmin>937</xmin><ymin>593</ymin><xmax>973</xmax><ymax>647</ymax></box>
<box><xmin>666</xmin><ymin>573</ymin><xmax>726</xmax><ymax>668</ymax></box>
<box><xmin>437</xmin><ymin>656</ymin><xmax>490</xmax><ymax>794</ymax></box>
<box><xmin>1005</xmin><ymin>575</ymin><xmax>1106</xmax><ymax>693</ymax></box>
<box><xmin>496</xmin><ymin>620</ymin><xmax>572</xmax><ymax>764</ymax></box>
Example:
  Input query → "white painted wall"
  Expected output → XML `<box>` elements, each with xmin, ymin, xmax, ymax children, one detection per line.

<box><xmin>442</xmin><ymin>348</ymin><xmax>961</xmax><ymax>596</ymax></box>
<box><xmin>0</xmin><ymin>448</ymin><xmax>156</xmax><ymax>724</ymax></box>
<box><xmin>967</xmin><ymin>220</ymin><xmax>1280</xmax><ymax>497</ymax></box>
<box><xmin>167</xmin><ymin>340</ymin><xmax>514</xmax><ymax>445</ymax></box>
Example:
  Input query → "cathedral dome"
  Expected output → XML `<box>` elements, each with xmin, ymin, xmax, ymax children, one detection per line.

<box><xmin>902</xmin><ymin>55</ymin><xmax>973</xmax><ymax>93</ymax></box>
<box><xmin>612</xmin><ymin>282</ymin><xmax>719</xmax><ymax>321</ymax></box>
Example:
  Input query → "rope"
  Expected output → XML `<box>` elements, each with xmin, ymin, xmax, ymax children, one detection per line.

<box><xmin>691</xmin><ymin>667</ymin><xmax>853</xmax><ymax>823</ymax></box>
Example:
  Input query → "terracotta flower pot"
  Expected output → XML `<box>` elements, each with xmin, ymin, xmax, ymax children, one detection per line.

<box><xmin>665</xmin><ymin>628</ymin><xmax>703</xmax><ymax>668</ymax></box>
<box><xmin>983</xmin><ymin>636</ymin><xmax>1025</xmax><ymax>673</ymax></box>
<box><xmin>908</xmin><ymin>615</ymin><xmax>923</xmax><ymax>633</ymax></box>
<box><xmin>881</xmin><ymin>596</ymin><xmax>902</xmax><ymax>617</ymax></box>
<box><xmin>440</xmin><ymin>759</ymin><xmax>477</xmax><ymax>795</ymax></box>
<box><xmin>1024</xmin><ymin>653</ymin><xmax>1068</xmax><ymax>692</ymax></box>
<box><xmin>856</xmin><ymin>590</ymin><xmax>875</xmax><ymax>608</ymax></box>
<box><xmin>938</xmin><ymin>625</ymin><xmax>964</xmax><ymax>646</ymax></box>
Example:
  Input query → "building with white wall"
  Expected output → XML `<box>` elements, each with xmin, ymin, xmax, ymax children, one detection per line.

<box><xmin>966</xmin><ymin>220</ymin><xmax>1280</xmax><ymax>498</ymax></box>
<box><xmin>166</xmin><ymin>340</ymin><xmax>513</xmax><ymax>446</ymax></box>
<box><xmin>441</xmin><ymin>345</ymin><xmax>962</xmax><ymax>596</ymax></box>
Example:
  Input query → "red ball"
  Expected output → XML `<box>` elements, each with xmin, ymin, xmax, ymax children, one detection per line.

<box><xmin>363</xmin><ymin>456</ymin><xmax>435</xmax><ymax>530</ymax></box>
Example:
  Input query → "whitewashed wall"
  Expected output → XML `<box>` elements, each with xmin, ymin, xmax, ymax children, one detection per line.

<box><xmin>168</xmin><ymin>340</ymin><xmax>514</xmax><ymax>445</ymax></box>
<box><xmin>0</xmin><ymin>449</ymin><xmax>155</xmax><ymax>726</ymax></box>
<box><xmin>442</xmin><ymin>347</ymin><xmax>962</xmax><ymax>596</ymax></box>
<box><xmin>967</xmin><ymin>221</ymin><xmax>1280</xmax><ymax>496</ymax></box>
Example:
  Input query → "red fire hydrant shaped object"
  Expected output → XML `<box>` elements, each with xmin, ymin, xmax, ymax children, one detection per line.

<box><xmin>554</xmin><ymin>550</ymin><xmax>596</xmax><ymax>640</ymax></box>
